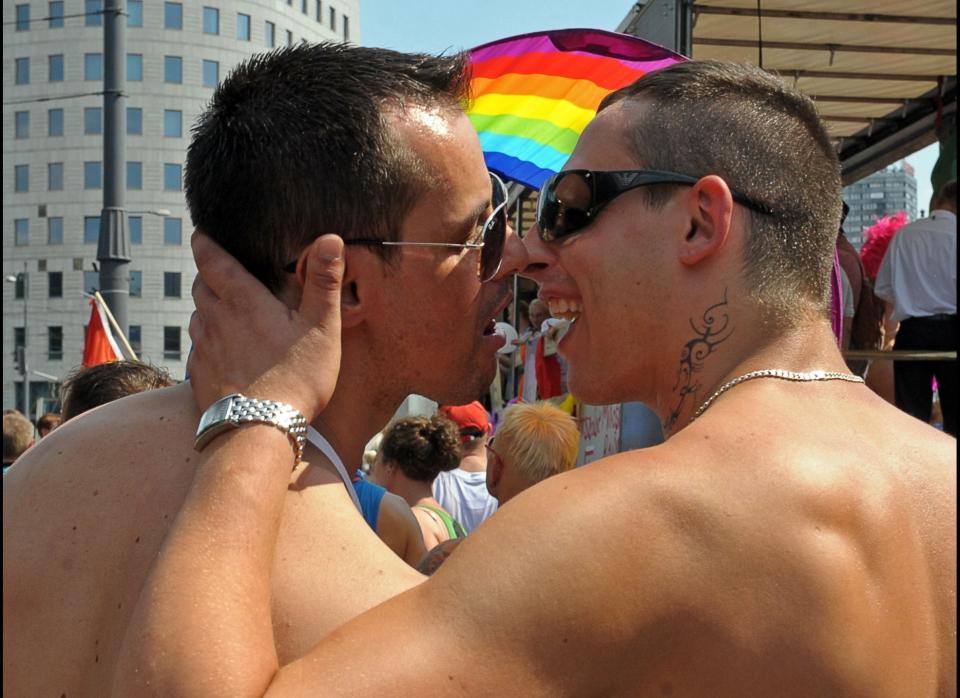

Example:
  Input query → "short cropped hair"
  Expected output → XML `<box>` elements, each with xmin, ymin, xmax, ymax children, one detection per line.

<box><xmin>493</xmin><ymin>402</ymin><xmax>579</xmax><ymax>486</ymax></box>
<box><xmin>3</xmin><ymin>412</ymin><xmax>34</xmax><ymax>464</ymax></box>
<box><xmin>600</xmin><ymin>61</ymin><xmax>841</xmax><ymax>324</ymax></box>
<box><xmin>380</xmin><ymin>414</ymin><xmax>462</xmax><ymax>483</ymax></box>
<box><xmin>935</xmin><ymin>179</ymin><xmax>957</xmax><ymax>211</ymax></box>
<box><xmin>186</xmin><ymin>42</ymin><xmax>470</xmax><ymax>294</ymax></box>
<box><xmin>36</xmin><ymin>412</ymin><xmax>61</xmax><ymax>435</ymax></box>
<box><xmin>60</xmin><ymin>361</ymin><xmax>175</xmax><ymax>422</ymax></box>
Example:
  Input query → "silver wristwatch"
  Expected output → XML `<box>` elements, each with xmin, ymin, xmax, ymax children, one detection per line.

<box><xmin>194</xmin><ymin>393</ymin><xmax>308</xmax><ymax>467</ymax></box>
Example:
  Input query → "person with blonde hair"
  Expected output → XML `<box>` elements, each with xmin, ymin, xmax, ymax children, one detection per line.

<box><xmin>485</xmin><ymin>401</ymin><xmax>579</xmax><ymax>505</ymax></box>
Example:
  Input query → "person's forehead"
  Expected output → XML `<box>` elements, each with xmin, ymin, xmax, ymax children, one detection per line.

<box><xmin>565</xmin><ymin>101</ymin><xmax>641</xmax><ymax>171</ymax></box>
<box><xmin>388</xmin><ymin>107</ymin><xmax>490</xmax><ymax>237</ymax></box>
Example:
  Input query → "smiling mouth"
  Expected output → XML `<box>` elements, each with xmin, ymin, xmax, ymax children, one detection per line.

<box><xmin>547</xmin><ymin>298</ymin><xmax>582</xmax><ymax>322</ymax></box>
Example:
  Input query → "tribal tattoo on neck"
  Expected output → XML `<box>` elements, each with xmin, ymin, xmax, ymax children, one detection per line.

<box><xmin>665</xmin><ymin>292</ymin><xmax>733</xmax><ymax>430</ymax></box>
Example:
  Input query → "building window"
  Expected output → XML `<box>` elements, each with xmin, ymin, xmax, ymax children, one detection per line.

<box><xmin>84</xmin><ymin>161</ymin><xmax>102</xmax><ymax>189</ymax></box>
<box><xmin>315</xmin><ymin>0</ymin><xmax>322</xmax><ymax>21</ymax></box>
<box><xmin>127</xmin><ymin>161</ymin><xmax>143</xmax><ymax>190</ymax></box>
<box><xmin>129</xmin><ymin>215</ymin><xmax>142</xmax><ymax>245</ymax></box>
<box><xmin>164</xmin><ymin>2</ymin><xmax>182</xmax><ymax>29</ymax></box>
<box><xmin>127</xmin><ymin>53</ymin><xmax>143</xmax><ymax>81</ymax></box>
<box><xmin>15</xmin><ymin>3</ymin><xmax>29</xmax><ymax>30</ymax></box>
<box><xmin>163</xmin><ymin>326</ymin><xmax>181</xmax><ymax>360</ymax></box>
<box><xmin>48</xmin><ymin>327</ymin><xmax>64</xmax><ymax>361</ymax></box>
<box><xmin>203</xmin><ymin>6</ymin><xmax>219</xmax><ymax>34</ymax></box>
<box><xmin>164</xmin><ymin>56</ymin><xmax>182</xmax><ymax>84</ymax></box>
<box><xmin>236</xmin><ymin>13</ymin><xmax>251</xmax><ymax>40</ymax></box>
<box><xmin>163</xmin><ymin>163</ymin><xmax>182</xmax><ymax>191</ymax></box>
<box><xmin>49</xmin><ymin>1</ymin><xmax>65</xmax><ymax>27</ymax></box>
<box><xmin>343</xmin><ymin>15</ymin><xmax>349</xmax><ymax>41</ymax></box>
<box><xmin>48</xmin><ymin>217</ymin><xmax>64</xmax><ymax>245</ymax></box>
<box><xmin>83</xmin><ymin>270</ymin><xmax>98</xmax><ymax>294</ymax></box>
<box><xmin>15</xmin><ymin>111</ymin><xmax>29</xmax><ymax>139</ymax></box>
<box><xmin>15</xmin><ymin>57</ymin><xmax>30</xmax><ymax>85</ymax></box>
<box><xmin>85</xmin><ymin>0</ymin><xmax>103</xmax><ymax>26</ymax></box>
<box><xmin>15</xmin><ymin>165</ymin><xmax>29</xmax><ymax>193</ymax></box>
<box><xmin>202</xmin><ymin>59</ymin><xmax>219</xmax><ymax>87</ymax></box>
<box><xmin>128</xmin><ymin>0</ymin><xmax>143</xmax><ymax>26</ymax></box>
<box><xmin>48</xmin><ymin>272</ymin><xmax>63</xmax><ymax>298</ymax></box>
<box><xmin>301</xmin><ymin>0</ymin><xmax>307</xmax><ymax>13</ymax></box>
<box><xmin>48</xmin><ymin>108</ymin><xmax>64</xmax><ymax>136</ymax></box>
<box><xmin>84</xmin><ymin>107</ymin><xmax>103</xmax><ymax>134</ymax></box>
<box><xmin>14</xmin><ymin>328</ymin><xmax>25</xmax><ymax>350</ymax></box>
<box><xmin>163</xmin><ymin>272</ymin><xmax>181</xmax><ymax>298</ymax></box>
<box><xmin>129</xmin><ymin>271</ymin><xmax>142</xmax><ymax>298</ymax></box>
<box><xmin>128</xmin><ymin>325</ymin><xmax>142</xmax><ymax>356</ymax></box>
<box><xmin>163</xmin><ymin>217</ymin><xmax>182</xmax><ymax>245</ymax></box>
<box><xmin>127</xmin><ymin>107</ymin><xmax>143</xmax><ymax>135</ymax></box>
<box><xmin>286</xmin><ymin>30</ymin><xmax>293</xmax><ymax>46</ymax></box>
<box><xmin>85</xmin><ymin>53</ymin><xmax>103</xmax><ymax>81</ymax></box>
<box><xmin>264</xmin><ymin>20</ymin><xmax>275</xmax><ymax>47</ymax></box>
<box><xmin>48</xmin><ymin>162</ymin><xmax>64</xmax><ymax>191</ymax></box>
<box><xmin>84</xmin><ymin>216</ymin><xmax>100</xmax><ymax>243</ymax></box>
<box><xmin>164</xmin><ymin>109</ymin><xmax>182</xmax><ymax>137</ymax></box>
<box><xmin>329</xmin><ymin>6</ymin><xmax>335</xmax><ymax>31</ymax></box>
<box><xmin>49</xmin><ymin>54</ymin><xmax>64</xmax><ymax>81</ymax></box>
<box><xmin>15</xmin><ymin>219</ymin><xmax>29</xmax><ymax>246</ymax></box>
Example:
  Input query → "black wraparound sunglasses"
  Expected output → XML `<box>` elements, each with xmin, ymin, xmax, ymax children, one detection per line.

<box><xmin>284</xmin><ymin>172</ymin><xmax>509</xmax><ymax>283</ymax></box>
<box><xmin>535</xmin><ymin>169</ymin><xmax>774</xmax><ymax>242</ymax></box>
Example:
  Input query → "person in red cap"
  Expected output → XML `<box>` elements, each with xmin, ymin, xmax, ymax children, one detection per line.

<box><xmin>430</xmin><ymin>401</ymin><xmax>499</xmax><ymax>533</ymax></box>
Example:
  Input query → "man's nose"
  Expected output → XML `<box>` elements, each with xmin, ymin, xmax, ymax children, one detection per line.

<box><xmin>518</xmin><ymin>223</ymin><xmax>552</xmax><ymax>282</ymax></box>
<box><xmin>494</xmin><ymin>221</ymin><xmax>530</xmax><ymax>279</ymax></box>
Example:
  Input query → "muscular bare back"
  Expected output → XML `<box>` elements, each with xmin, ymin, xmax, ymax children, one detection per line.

<box><xmin>2</xmin><ymin>383</ymin><xmax>423</xmax><ymax>698</ymax></box>
<box><xmin>441</xmin><ymin>381</ymin><xmax>956</xmax><ymax>696</ymax></box>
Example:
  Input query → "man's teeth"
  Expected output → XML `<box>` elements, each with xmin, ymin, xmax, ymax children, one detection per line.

<box><xmin>547</xmin><ymin>298</ymin><xmax>581</xmax><ymax>321</ymax></box>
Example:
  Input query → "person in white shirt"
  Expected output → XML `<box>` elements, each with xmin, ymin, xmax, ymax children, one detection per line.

<box><xmin>874</xmin><ymin>179</ymin><xmax>957</xmax><ymax>435</ymax></box>
<box><xmin>430</xmin><ymin>401</ymin><xmax>498</xmax><ymax>532</ymax></box>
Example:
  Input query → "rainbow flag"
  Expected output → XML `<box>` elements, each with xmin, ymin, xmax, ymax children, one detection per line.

<box><xmin>468</xmin><ymin>29</ymin><xmax>685</xmax><ymax>190</ymax></box>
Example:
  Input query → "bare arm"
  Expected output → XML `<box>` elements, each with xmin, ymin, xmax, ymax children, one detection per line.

<box><xmin>377</xmin><ymin>492</ymin><xmax>428</xmax><ymax>567</ymax></box>
<box><xmin>112</xmin><ymin>233</ymin><xmax>345</xmax><ymax>696</ymax></box>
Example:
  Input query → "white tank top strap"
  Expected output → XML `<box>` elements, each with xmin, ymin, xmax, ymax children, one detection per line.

<box><xmin>306</xmin><ymin>426</ymin><xmax>362</xmax><ymax>513</ymax></box>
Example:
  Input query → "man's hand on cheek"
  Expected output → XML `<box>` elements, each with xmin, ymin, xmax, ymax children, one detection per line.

<box><xmin>187</xmin><ymin>231</ymin><xmax>344</xmax><ymax>422</ymax></box>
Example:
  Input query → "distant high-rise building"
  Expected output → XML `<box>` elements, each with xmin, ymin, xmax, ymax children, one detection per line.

<box><xmin>842</xmin><ymin>162</ymin><xmax>918</xmax><ymax>250</ymax></box>
<box><xmin>4</xmin><ymin>0</ymin><xmax>359</xmax><ymax>418</ymax></box>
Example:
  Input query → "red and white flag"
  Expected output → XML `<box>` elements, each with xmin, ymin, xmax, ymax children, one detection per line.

<box><xmin>82</xmin><ymin>297</ymin><xmax>124</xmax><ymax>367</ymax></box>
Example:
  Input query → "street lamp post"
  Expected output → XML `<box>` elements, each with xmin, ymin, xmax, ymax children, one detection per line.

<box><xmin>5</xmin><ymin>262</ymin><xmax>29</xmax><ymax>418</ymax></box>
<box><xmin>98</xmin><ymin>0</ymin><xmax>128</xmax><ymax>336</ymax></box>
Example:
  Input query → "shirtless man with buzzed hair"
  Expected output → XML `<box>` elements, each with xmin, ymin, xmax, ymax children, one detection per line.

<box><xmin>111</xmin><ymin>59</ymin><xmax>955</xmax><ymax>697</ymax></box>
<box><xmin>2</xmin><ymin>42</ymin><xmax>527</xmax><ymax>698</ymax></box>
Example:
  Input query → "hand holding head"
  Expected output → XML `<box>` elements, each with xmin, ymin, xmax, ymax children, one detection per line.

<box><xmin>188</xmin><ymin>231</ymin><xmax>344</xmax><ymax>422</ymax></box>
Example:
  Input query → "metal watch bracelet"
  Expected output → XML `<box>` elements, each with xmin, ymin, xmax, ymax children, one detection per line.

<box><xmin>194</xmin><ymin>393</ymin><xmax>308</xmax><ymax>469</ymax></box>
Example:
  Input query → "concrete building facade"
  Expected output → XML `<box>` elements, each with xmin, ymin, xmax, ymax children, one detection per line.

<box><xmin>3</xmin><ymin>0</ymin><xmax>358</xmax><ymax>418</ymax></box>
<box><xmin>842</xmin><ymin>161</ymin><xmax>919</xmax><ymax>250</ymax></box>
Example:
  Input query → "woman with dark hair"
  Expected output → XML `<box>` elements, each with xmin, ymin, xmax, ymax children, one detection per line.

<box><xmin>370</xmin><ymin>415</ymin><xmax>467</xmax><ymax>550</ymax></box>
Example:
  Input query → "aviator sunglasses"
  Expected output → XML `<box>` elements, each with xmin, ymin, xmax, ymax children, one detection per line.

<box><xmin>535</xmin><ymin>169</ymin><xmax>774</xmax><ymax>242</ymax></box>
<box><xmin>284</xmin><ymin>172</ymin><xmax>509</xmax><ymax>283</ymax></box>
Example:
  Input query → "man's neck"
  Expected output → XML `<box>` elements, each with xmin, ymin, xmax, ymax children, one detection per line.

<box><xmin>654</xmin><ymin>313</ymin><xmax>848</xmax><ymax>439</ymax></box>
<box><xmin>457</xmin><ymin>450</ymin><xmax>488</xmax><ymax>473</ymax></box>
<box><xmin>310</xmin><ymin>354</ymin><xmax>410</xmax><ymax>475</ymax></box>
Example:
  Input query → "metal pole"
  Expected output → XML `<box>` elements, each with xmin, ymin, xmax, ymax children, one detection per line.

<box><xmin>98</xmin><ymin>0</ymin><xmax>129</xmax><ymax>335</ymax></box>
<box><xmin>21</xmin><ymin>262</ymin><xmax>29</xmax><ymax>420</ymax></box>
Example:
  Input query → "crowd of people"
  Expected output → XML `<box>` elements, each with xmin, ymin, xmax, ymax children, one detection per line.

<box><xmin>2</xmin><ymin>41</ymin><xmax>955</xmax><ymax>697</ymax></box>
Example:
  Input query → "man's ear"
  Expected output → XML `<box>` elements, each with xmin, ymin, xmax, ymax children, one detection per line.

<box><xmin>677</xmin><ymin>175</ymin><xmax>734</xmax><ymax>267</ymax></box>
<box><xmin>294</xmin><ymin>241</ymin><xmax>373</xmax><ymax>330</ymax></box>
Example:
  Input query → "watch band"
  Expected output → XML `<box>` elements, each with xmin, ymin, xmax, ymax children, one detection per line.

<box><xmin>194</xmin><ymin>393</ymin><xmax>308</xmax><ymax>468</ymax></box>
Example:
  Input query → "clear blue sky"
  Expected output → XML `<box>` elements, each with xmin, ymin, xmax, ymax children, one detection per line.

<box><xmin>359</xmin><ymin>0</ymin><xmax>941</xmax><ymax>207</ymax></box>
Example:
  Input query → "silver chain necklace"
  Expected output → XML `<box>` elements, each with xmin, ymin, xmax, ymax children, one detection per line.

<box><xmin>691</xmin><ymin>369</ymin><xmax>865</xmax><ymax>422</ymax></box>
